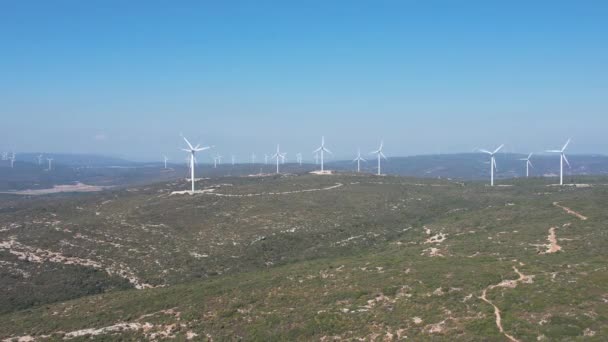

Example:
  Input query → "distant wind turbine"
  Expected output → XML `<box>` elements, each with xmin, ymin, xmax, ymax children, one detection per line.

<box><xmin>479</xmin><ymin>144</ymin><xmax>504</xmax><ymax>186</ymax></box>
<box><xmin>353</xmin><ymin>148</ymin><xmax>366</xmax><ymax>172</ymax></box>
<box><xmin>518</xmin><ymin>153</ymin><xmax>533</xmax><ymax>178</ymax></box>
<box><xmin>313</xmin><ymin>136</ymin><xmax>331</xmax><ymax>172</ymax></box>
<box><xmin>9</xmin><ymin>153</ymin><xmax>16</xmax><ymax>168</ymax></box>
<box><xmin>370</xmin><ymin>141</ymin><xmax>387</xmax><ymax>176</ymax></box>
<box><xmin>270</xmin><ymin>144</ymin><xmax>286</xmax><ymax>174</ymax></box>
<box><xmin>231</xmin><ymin>155</ymin><xmax>235</xmax><ymax>166</ymax></box>
<box><xmin>163</xmin><ymin>155</ymin><xmax>169</xmax><ymax>169</ymax></box>
<box><xmin>181</xmin><ymin>135</ymin><xmax>211</xmax><ymax>193</ymax></box>
<box><xmin>546</xmin><ymin>139</ymin><xmax>571</xmax><ymax>185</ymax></box>
<box><xmin>37</xmin><ymin>154</ymin><xmax>43</xmax><ymax>165</ymax></box>
<box><xmin>264</xmin><ymin>154</ymin><xmax>269</xmax><ymax>165</ymax></box>
<box><xmin>47</xmin><ymin>158</ymin><xmax>53</xmax><ymax>171</ymax></box>
<box><xmin>296</xmin><ymin>153</ymin><xmax>302</xmax><ymax>166</ymax></box>
<box><xmin>251</xmin><ymin>153</ymin><xmax>256</xmax><ymax>164</ymax></box>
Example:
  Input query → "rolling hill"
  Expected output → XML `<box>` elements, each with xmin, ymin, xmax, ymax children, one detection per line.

<box><xmin>0</xmin><ymin>173</ymin><xmax>607</xmax><ymax>340</ymax></box>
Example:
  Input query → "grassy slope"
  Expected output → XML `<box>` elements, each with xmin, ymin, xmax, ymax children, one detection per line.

<box><xmin>1</xmin><ymin>174</ymin><xmax>607</xmax><ymax>340</ymax></box>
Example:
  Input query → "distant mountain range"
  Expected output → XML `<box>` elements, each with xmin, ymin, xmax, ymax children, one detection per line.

<box><xmin>1</xmin><ymin>152</ymin><xmax>608</xmax><ymax>191</ymax></box>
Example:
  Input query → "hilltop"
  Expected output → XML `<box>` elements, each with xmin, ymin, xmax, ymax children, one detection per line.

<box><xmin>0</xmin><ymin>173</ymin><xmax>607</xmax><ymax>340</ymax></box>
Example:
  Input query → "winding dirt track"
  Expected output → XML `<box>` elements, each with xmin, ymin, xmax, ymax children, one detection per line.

<box><xmin>479</xmin><ymin>266</ymin><xmax>534</xmax><ymax>342</ymax></box>
<box><xmin>171</xmin><ymin>182</ymin><xmax>343</xmax><ymax>197</ymax></box>
<box><xmin>553</xmin><ymin>202</ymin><xmax>588</xmax><ymax>220</ymax></box>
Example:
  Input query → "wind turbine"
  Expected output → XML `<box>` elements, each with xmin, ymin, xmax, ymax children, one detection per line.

<box><xmin>163</xmin><ymin>155</ymin><xmax>169</xmax><ymax>169</ymax></box>
<box><xmin>47</xmin><ymin>158</ymin><xmax>53</xmax><ymax>171</ymax></box>
<box><xmin>264</xmin><ymin>154</ymin><xmax>269</xmax><ymax>165</ymax></box>
<box><xmin>251</xmin><ymin>153</ymin><xmax>256</xmax><ymax>164</ymax></box>
<box><xmin>546</xmin><ymin>139</ymin><xmax>571</xmax><ymax>185</ymax></box>
<box><xmin>270</xmin><ymin>144</ymin><xmax>286</xmax><ymax>174</ymax></box>
<box><xmin>518</xmin><ymin>153</ymin><xmax>533</xmax><ymax>178</ymax></box>
<box><xmin>313</xmin><ymin>136</ymin><xmax>332</xmax><ymax>172</ymax></box>
<box><xmin>213</xmin><ymin>155</ymin><xmax>219</xmax><ymax>168</ymax></box>
<box><xmin>478</xmin><ymin>144</ymin><xmax>504</xmax><ymax>186</ymax></box>
<box><xmin>9</xmin><ymin>153</ymin><xmax>16</xmax><ymax>168</ymax></box>
<box><xmin>37</xmin><ymin>154</ymin><xmax>43</xmax><ymax>165</ymax></box>
<box><xmin>370</xmin><ymin>141</ymin><xmax>387</xmax><ymax>176</ymax></box>
<box><xmin>296</xmin><ymin>153</ymin><xmax>302</xmax><ymax>166</ymax></box>
<box><xmin>353</xmin><ymin>148</ymin><xmax>366</xmax><ymax>172</ymax></box>
<box><xmin>181</xmin><ymin>135</ymin><xmax>211</xmax><ymax>193</ymax></box>
<box><xmin>281</xmin><ymin>153</ymin><xmax>287</xmax><ymax>164</ymax></box>
<box><xmin>231</xmin><ymin>155</ymin><xmax>235</xmax><ymax>166</ymax></box>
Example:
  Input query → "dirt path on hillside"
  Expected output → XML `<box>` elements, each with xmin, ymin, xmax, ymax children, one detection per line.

<box><xmin>171</xmin><ymin>182</ymin><xmax>343</xmax><ymax>197</ymax></box>
<box><xmin>479</xmin><ymin>266</ymin><xmax>535</xmax><ymax>342</ymax></box>
<box><xmin>553</xmin><ymin>202</ymin><xmax>588</xmax><ymax>221</ymax></box>
<box><xmin>541</xmin><ymin>227</ymin><xmax>561</xmax><ymax>254</ymax></box>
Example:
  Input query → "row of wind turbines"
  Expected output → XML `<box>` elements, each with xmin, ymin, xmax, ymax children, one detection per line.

<box><xmin>1</xmin><ymin>152</ymin><xmax>54</xmax><ymax>170</ymax></box>
<box><xmin>178</xmin><ymin>135</ymin><xmax>388</xmax><ymax>192</ymax></box>
<box><xmin>480</xmin><ymin>139</ymin><xmax>571</xmax><ymax>186</ymax></box>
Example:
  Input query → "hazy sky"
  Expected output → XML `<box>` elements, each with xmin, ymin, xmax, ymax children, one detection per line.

<box><xmin>1</xmin><ymin>1</ymin><xmax>607</xmax><ymax>161</ymax></box>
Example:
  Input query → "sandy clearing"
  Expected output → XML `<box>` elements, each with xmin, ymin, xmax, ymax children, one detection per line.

<box><xmin>171</xmin><ymin>182</ymin><xmax>343</xmax><ymax>197</ymax></box>
<box><xmin>425</xmin><ymin>233</ymin><xmax>447</xmax><ymax>244</ymax></box>
<box><xmin>540</xmin><ymin>227</ymin><xmax>561</xmax><ymax>254</ymax></box>
<box><xmin>553</xmin><ymin>202</ymin><xmax>588</xmax><ymax>220</ymax></box>
<box><xmin>0</xmin><ymin>238</ymin><xmax>153</xmax><ymax>289</ymax></box>
<box><xmin>479</xmin><ymin>266</ymin><xmax>534</xmax><ymax>342</ymax></box>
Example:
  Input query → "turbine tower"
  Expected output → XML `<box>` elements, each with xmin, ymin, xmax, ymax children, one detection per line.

<box><xmin>296</xmin><ymin>153</ymin><xmax>302</xmax><ymax>166</ymax></box>
<box><xmin>181</xmin><ymin>135</ymin><xmax>210</xmax><ymax>193</ymax></box>
<box><xmin>546</xmin><ymin>139</ymin><xmax>571</xmax><ymax>185</ymax></box>
<box><xmin>47</xmin><ymin>158</ymin><xmax>53</xmax><ymax>171</ymax></box>
<box><xmin>270</xmin><ymin>144</ymin><xmax>286</xmax><ymax>174</ymax></box>
<box><xmin>37</xmin><ymin>154</ymin><xmax>43</xmax><ymax>165</ymax></box>
<box><xmin>231</xmin><ymin>155</ymin><xmax>235</xmax><ymax>166</ymax></box>
<box><xmin>479</xmin><ymin>144</ymin><xmax>504</xmax><ymax>186</ymax></box>
<box><xmin>163</xmin><ymin>155</ymin><xmax>169</xmax><ymax>169</ymax></box>
<box><xmin>313</xmin><ymin>136</ymin><xmax>331</xmax><ymax>172</ymax></box>
<box><xmin>518</xmin><ymin>153</ymin><xmax>533</xmax><ymax>178</ymax></box>
<box><xmin>370</xmin><ymin>141</ymin><xmax>387</xmax><ymax>176</ymax></box>
<box><xmin>9</xmin><ymin>153</ymin><xmax>16</xmax><ymax>168</ymax></box>
<box><xmin>353</xmin><ymin>148</ymin><xmax>366</xmax><ymax>172</ymax></box>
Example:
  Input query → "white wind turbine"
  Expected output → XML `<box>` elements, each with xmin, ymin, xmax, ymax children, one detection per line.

<box><xmin>37</xmin><ymin>154</ymin><xmax>43</xmax><ymax>165</ymax></box>
<box><xmin>163</xmin><ymin>155</ymin><xmax>169</xmax><ymax>169</ymax></box>
<box><xmin>9</xmin><ymin>153</ymin><xmax>16</xmax><ymax>168</ymax></box>
<box><xmin>313</xmin><ymin>136</ymin><xmax>331</xmax><ymax>172</ymax></box>
<box><xmin>270</xmin><ymin>144</ymin><xmax>286</xmax><ymax>174</ymax></box>
<box><xmin>370</xmin><ymin>141</ymin><xmax>387</xmax><ymax>176</ymax></box>
<box><xmin>518</xmin><ymin>153</ymin><xmax>533</xmax><ymax>178</ymax></box>
<box><xmin>296</xmin><ymin>153</ymin><xmax>302</xmax><ymax>166</ymax></box>
<box><xmin>231</xmin><ymin>155</ymin><xmax>235</xmax><ymax>166</ymax></box>
<box><xmin>181</xmin><ymin>135</ymin><xmax>211</xmax><ymax>193</ymax></box>
<box><xmin>353</xmin><ymin>148</ymin><xmax>366</xmax><ymax>172</ymax></box>
<box><xmin>546</xmin><ymin>139</ymin><xmax>571</xmax><ymax>185</ymax></box>
<box><xmin>47</xmin><ymin>158</ymin><xmax>53</xmax><ymax>171</ymax></box>
<box><xmin>478</xmin><ymin>144</ymin><xmax>504</xmax><ymax>186</ymax></box>
<box><xmin>264</xmin><ymin>154</ymin><xmax>269</xmax><ymax>165</ymax></box>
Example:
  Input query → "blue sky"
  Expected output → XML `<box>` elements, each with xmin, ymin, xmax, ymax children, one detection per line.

<box><xmin>1</xmin><ymin>0</ymin><xmax>607</xmax><ymax>161</ymax></box>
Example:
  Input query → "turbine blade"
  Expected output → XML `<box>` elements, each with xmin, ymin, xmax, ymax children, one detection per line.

<box><xmin>546</xmin><ymin>150</ymin><xmax>561</xmax><ymax>153</ymax></box>
<box><xmin>561</xmin><ymin>138</ymin><xmax>571</xmax><ymax>152</ymax></box>
<box><xmin>313</xmin><ymin>146</ymin><xmax>322</xmax><ymax>153</ymax></box>
<box><xmin>563</xmin><ymin>154</ymin><xmax>570</xmax><ymax>167</ymax></box>
<box><xmin>527</xmin><ymin>152</ymin><xmax>533</xmax><ymax>159</ymax></box>
<box><xmin>493</xmin><ymin>144</ymin><xmax>504</xmax><ymax>154</ymax></box>
<box><xmin>182</xmin><ymin>136</ymin><xmax>194</xmax><ymax>150</ymax></box>
<box><xmin>478</xmin><ymin>149</ymin><xmax>492</xmax><ymax>154</ymax></box>
<box><xmin>324</xmin><ymin>148</ymin><xmax>332</xmax><ymax>154</ymax></box>
<box><xmin>528</xmin><ymin>160</ymin><xmax>534</xmax><ymax>168</ymax></box>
